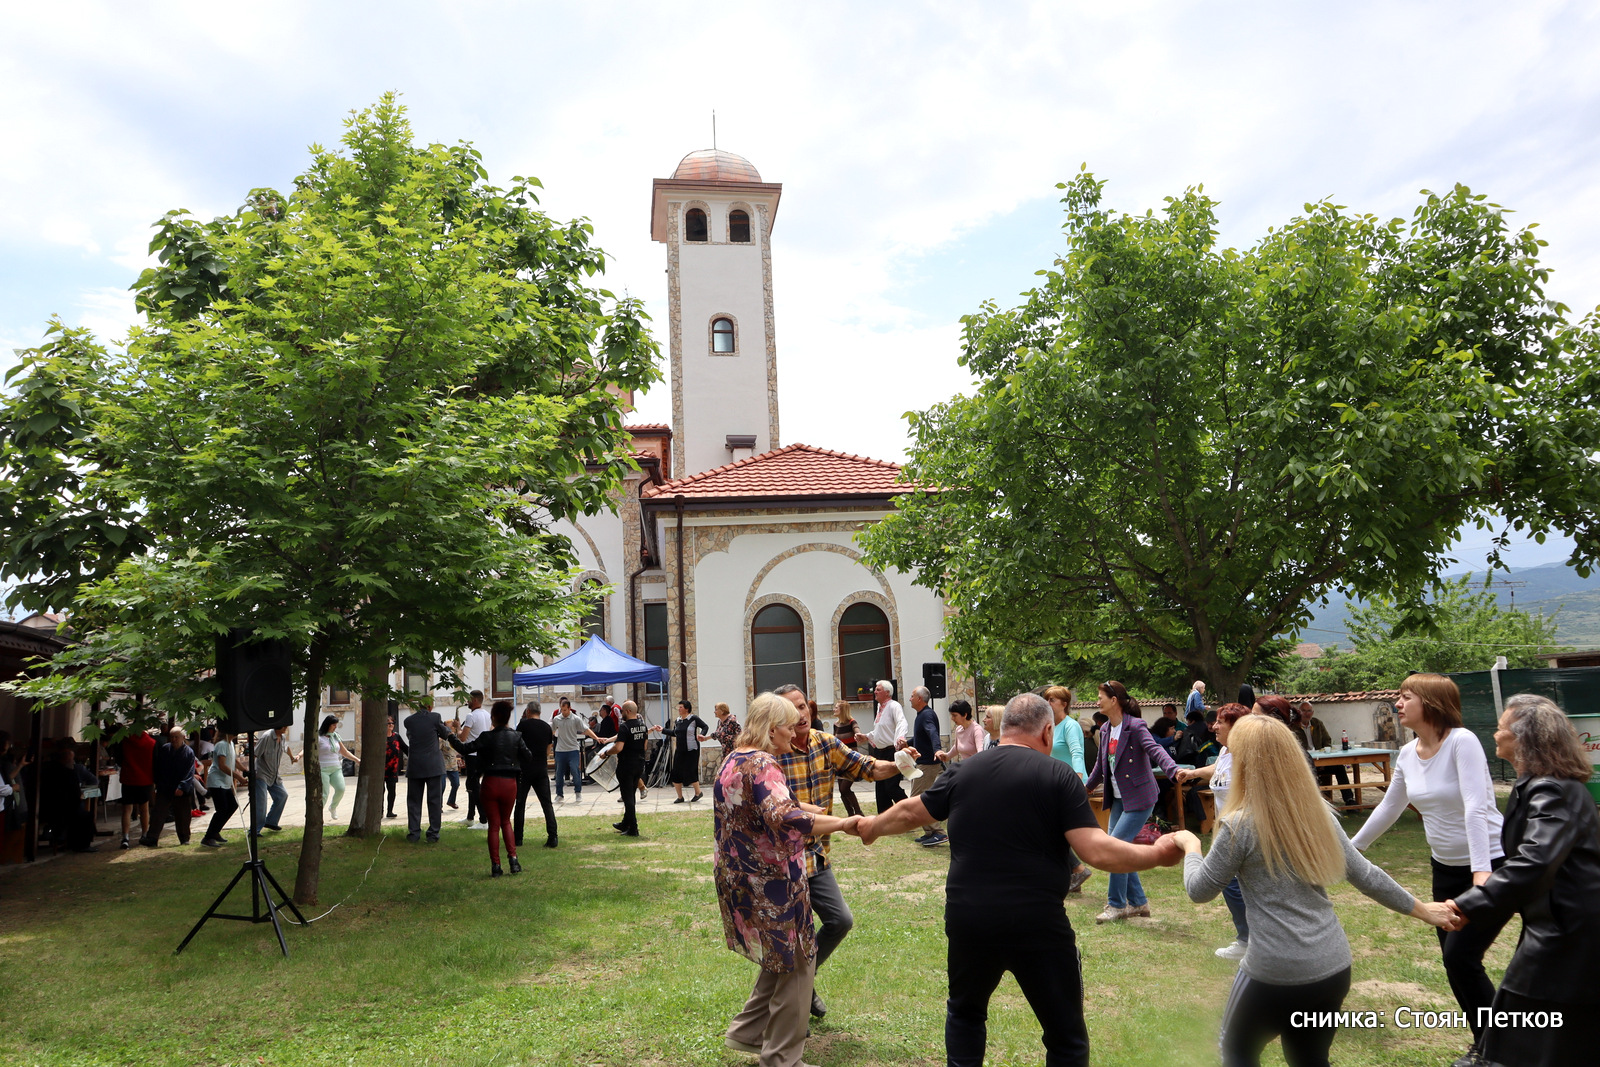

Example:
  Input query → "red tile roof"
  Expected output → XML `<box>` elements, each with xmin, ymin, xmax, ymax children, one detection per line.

<box><xmin>626</xmin><ymin>423</ymin><xmax>671</xmax><ymax>432</ymax></box>
<box><xmin>643</xmin><ymin>443</ymin><xmax>909</xmax><ymax>500</ymax></box>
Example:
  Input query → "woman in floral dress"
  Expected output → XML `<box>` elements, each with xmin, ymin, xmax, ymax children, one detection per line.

<box><xmin>715</xmin><ymin>693</ymin><xmax>860</xmax><ymax>1067</ymax></box>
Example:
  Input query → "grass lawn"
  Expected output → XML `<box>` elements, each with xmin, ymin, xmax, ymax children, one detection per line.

<box><xmin>0</xmin><ymin>807</ymin><xmax>1500</xmax><ymax>1066</ymax></box>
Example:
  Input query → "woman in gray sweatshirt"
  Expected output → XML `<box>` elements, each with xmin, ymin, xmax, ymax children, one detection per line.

<box><xmin>1177</xmin><ymin>715</ymin><xmax>1457</xmax><ymax>1067</ymax></box>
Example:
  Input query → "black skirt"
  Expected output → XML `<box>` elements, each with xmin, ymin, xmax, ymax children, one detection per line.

<box><xmin>670</xmin><ymin>743</ymin><xmax>700</xmax><ymax>785</ymax></box>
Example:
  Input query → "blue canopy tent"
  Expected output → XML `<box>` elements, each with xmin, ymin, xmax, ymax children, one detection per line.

<box><xmin>513</xmin><ymin>636</ymin><xmax>671</xmax><ymax>790</ymax></box>
<box><xmin>511</xmin><ymin>635</ymin><xmax>668</xmax><ymax>727</ymax></box>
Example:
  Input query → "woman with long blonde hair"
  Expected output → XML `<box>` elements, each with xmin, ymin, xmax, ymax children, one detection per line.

<box><xmin>1178</xmin><ymin>715</ymin><xmax>1456</xmax><ymax>1067</ymax></box>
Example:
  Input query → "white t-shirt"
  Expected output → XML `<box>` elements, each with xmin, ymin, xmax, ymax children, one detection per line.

<box><xmin>1349</xmin><ymin>728</ymin><xmax>1504</xmax><ymax>869</ymax></box>
<box><xmin>316</xmin><ymin>733</ymin><xmax>342</xmax><ymax>769</ymax></box>
<box><xmin>1108</xmin><ymin>723</ymin><xmax>1123</xmax><ymax>799</ymax></box>
<box><xmin>1209</xmin><ymin>748</ymin><xmax>1233</xmax><ymax>809</ymax></box>
<box><xmin>461</xmin><ymin>708</ymin><xmax>492</xmax><ymax>743</ymax></box>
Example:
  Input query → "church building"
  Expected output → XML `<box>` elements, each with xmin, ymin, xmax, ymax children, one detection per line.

<box><xmin>367</xmin><ymin>149</ymin><xmax>960</xmax><ymax>729</ymax></box>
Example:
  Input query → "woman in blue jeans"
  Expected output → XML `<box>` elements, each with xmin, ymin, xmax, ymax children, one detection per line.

<box><xmin>1177</xmin><ymin>702</ymin><xmax>1251</xmax><ymax>956</ymax></box>
<box><xmin>1083</xmin><ymin>680</ymin><xmax>1180</xmax><ymax>921</ymax></box>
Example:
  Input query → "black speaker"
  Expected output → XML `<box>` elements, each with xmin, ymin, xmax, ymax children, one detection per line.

<box><xmin>216</xmin><ymin>629</ymin><xmax>296</xmax><ymax>733</ymax></box>
<box><xmin>922</xmin><ymin>662</ymin><xmax>947</xmax><ymax>700</ymax></box>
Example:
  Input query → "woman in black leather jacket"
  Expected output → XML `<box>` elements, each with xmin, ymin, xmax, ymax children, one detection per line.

<box><xmin>451</xmin><ymin>700</ymin><xmax>535</xmax><ymax>877</ymax></box>
<box><xmin>1449</xmin><ymin>693</ymin><xmax>1600</xmax><ymax>1067</ymax></box>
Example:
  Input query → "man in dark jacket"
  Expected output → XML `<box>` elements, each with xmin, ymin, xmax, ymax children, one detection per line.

<box><xmin>142</xmin><ymin>727</ymin><xmax>197</xmax><ymax>847</ymax></box>
<box><xmin>514</xmin><ymin>702</ymin><xmax>557</xmax><ymax>849</ymax></box>
<box><xmin>403</xmin><ymin>698</ymin><xmax>454</xmax><ymax>843</ymax></box>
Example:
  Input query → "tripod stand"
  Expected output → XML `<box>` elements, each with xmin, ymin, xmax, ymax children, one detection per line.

<box><xmin>175</xmin><ymin>732</ymin><xmax>305</xmax><ymax>957</ymax></box>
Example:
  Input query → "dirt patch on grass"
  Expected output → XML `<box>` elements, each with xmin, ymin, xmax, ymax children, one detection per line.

<box><xmin>1349</xmin><ymin>979</ymin><xmax>1448</xmax><ymax>1006</ymax></box>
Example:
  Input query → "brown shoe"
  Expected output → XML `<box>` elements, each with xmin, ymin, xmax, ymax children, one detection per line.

<box><xmin>1094</xmin><ymin>906</ymin><xmax>1128</xmax><ymax>923</ymax></box>
<box><xmin>1126</xmin><ymin>904</ymin><xmax>1151</xmax><ymax>918</ymax></box>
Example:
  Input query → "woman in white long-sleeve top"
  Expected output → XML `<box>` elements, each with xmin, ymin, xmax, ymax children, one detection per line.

<box><xmin>1348</xmin><ymin>672</ymin><xmax>1506</xmax><ymax>1039</ymax></box>
<box><xmin>1177</xmin><ymin>715</ymin><xmax>1456</xmax><ymax>1067</ymax></box>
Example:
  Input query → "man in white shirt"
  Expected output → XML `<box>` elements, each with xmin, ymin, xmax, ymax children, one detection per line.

<box><xmin>456</xmin><ymin>691</ymin><xmax>492</xmax><ymax>827</ymax></box>
<box><xmin>867</xmin><ymin>680</ymin><xmax>910</xmax><ymax>815</ymax></box>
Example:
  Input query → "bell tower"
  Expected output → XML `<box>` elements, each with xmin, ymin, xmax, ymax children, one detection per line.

<box><xmin>651</xmin><ymin>149</ymin><xmax>782</xmax><ymax>479</ymax></box>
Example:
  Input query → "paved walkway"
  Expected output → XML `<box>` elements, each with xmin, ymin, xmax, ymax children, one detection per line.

<box><xmin>168</xmin><ymin>771</ymin><xmax>717</xmax><ymax>831</ymax></box>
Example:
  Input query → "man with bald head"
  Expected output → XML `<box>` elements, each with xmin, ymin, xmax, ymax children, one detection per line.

<box><xmin>857</xmin><ymin>692</ymin><xmax>1191</xmax><ymax>1067</ymax></box>
<box><xmin>142</xmin><ymin>726</ymin><xmax>199</xmax><ymax>847</ymax></box>
<box><xmin>773</xmin><ymin>684</ymin><xmax>905</xmax><ymax>1020</ymax></box>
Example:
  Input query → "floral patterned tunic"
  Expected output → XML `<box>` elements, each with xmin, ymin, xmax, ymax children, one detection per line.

<box><xmin>712</xmin><ymin>715</ymin><xmax>742</xmax><ymax>754</ymax></box>
<box><xmin>713</xmin><ymin>748</ymin><xmax>817</xmax><ymax>973</ymax></box>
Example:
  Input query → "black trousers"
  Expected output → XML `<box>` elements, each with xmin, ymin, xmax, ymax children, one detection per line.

<box><xmin>143</xmin><ymin>787</ymin><xmax>193</xmax><ymax>846</ymax></box>
<box><xmin>1432</xmin><ymin>856</ymin><xmax>1509</xmax><ymax>1038</ymax></box>
<box><xmin>406</xmin><ymin>774</ymin><xmax>444</xmax><ymax>841</ymax></box>
<box><xmin>384</xmin><ymin>778</ymin><xmax>397</xmax><ymax>815</ymax></box>
<box><xmin>1220</xmin><ymin>966</ymin><xmax>1351</xmax><ymax>1067</ymax></box>
<box><xmin>946</xmin><ymin>914</ymin><xmax>1087</xmax><ymax>1067</ymax></box>
<box><xmin>463</xmin><ymin>754</ymin><xmax>482</xmax><ymax>820</ymax></box>
<box><xmin>616</xmin><ymin>757</ymin><xmax>644</xmax><ymax>832</ymax></box>
<box><xmin>514</xmin><ymin>768</ymin><xmax>557</xmax><ymax>845</ymax></box>
<box><xmin>869</xmin><ymin>745</ymin><xmax>906</xmax><ymax>813</ymax></box>
<box><xmin>204</xmin><ymin>787</ymin><xmax>239</xmax><ymax>841</ymax></box>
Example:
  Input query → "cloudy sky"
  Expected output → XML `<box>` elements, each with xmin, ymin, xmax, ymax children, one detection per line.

<box><xmin>3</xmin><ymin>0</ymin><xmax>1592</xmax><ymax>569</ymax></box>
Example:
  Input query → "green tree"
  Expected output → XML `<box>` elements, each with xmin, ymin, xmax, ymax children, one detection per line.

<box><xmin>0</xmin><ymin>96</ymin><xmax>658</xmax><ymax>903</ymax></box>
<box><xmin>862</xmin><ymin>172</ymin><xmax>1599</xmax><ymax>699</ymax></box>
<box><xmin>1272</xmin><ymin>576</ymin><xmax>1569</xmax><ymax>692</ymax></box>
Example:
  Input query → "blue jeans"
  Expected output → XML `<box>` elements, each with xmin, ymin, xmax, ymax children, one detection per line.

<box><xmin>1222</xmin><ymin>877</ymin><xmax>1248</xmax><ymax>941</ymax></box>
<box><xmin>553</xmin><ymin>749</ymin><xmax>582</xmax><ymax>797</ymax></box>
<box><xmin>1106</xmin><ymin>800</ymin><xmax>1154</xmax><ymax>908</ymax></box>
<box><xmin>251</xmin><ymin>778</ymin><xmax>289</xmax><ymax>835</ymax></box>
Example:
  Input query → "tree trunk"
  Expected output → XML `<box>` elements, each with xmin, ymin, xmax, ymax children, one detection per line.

<box><xmin>293</xmin><ymin>637</ymin><xmax>329</xmax><ymax>906</ymax></box>
<box><xmin>346</xmin><ymin>660</ymin><xmax>389</xmax><ymax>838</ymax></box>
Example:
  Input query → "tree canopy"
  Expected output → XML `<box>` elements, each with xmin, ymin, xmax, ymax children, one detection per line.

<box><xmin>0</xmin><ymin>95</ymin><xmax>659</xmax><ymax>900</ymax></box>
<box><xmin>861</xmin><ymin>171</ymin><xmax>1600</xmax><ymax>697</ymax></box>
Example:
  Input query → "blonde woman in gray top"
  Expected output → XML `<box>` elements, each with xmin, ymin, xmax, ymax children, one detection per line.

<box><xmin>1177</xmin><ymin>716</ymin><xmax>1457</xmax><ymax>1067</ymax></box>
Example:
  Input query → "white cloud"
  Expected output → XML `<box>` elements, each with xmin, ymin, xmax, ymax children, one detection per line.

<box><xmin>3</xmin><ymin>0</ymin><xmax>1597</xmax><ymax>472</ymax></box>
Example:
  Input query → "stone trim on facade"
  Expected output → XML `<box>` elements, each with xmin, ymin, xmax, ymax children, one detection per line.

<box><xmin>726</xmin><ymin>200</ymin><xmax>757</xmax><ymax>245</ymax></box>
<box><xmin>742</xmin><ymin>541</ymin><xmax>894</xmax><ymax>614</ymax></box>
<box><xmin>570</xmin><ymin>519</ymin><xmax>608</xmax><ymax>576</ymax></box>
<box><xmin>743</xmin><ymin>592</ymin><xmax>818</xmax><ymax>705</ymax></box>
<box><xmin>667</xmin><ymin>200</ymin><xmax>685</xmax><ymax>479</ymax></box>
<box><xmin>758</xmin><ymin>202</ymin><xmax>779</xmax><ymax>449</ymax></box>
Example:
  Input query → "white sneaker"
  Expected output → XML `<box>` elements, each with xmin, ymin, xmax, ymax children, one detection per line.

<box><xmin>1214</xmin><ymin>940</ymin><xmax>1247</xmax><ymax>960</ymax></box>
<box><xmin>474</xmin><ymin>821</ymin><xmax>489</xmax><ymax>829</ymax></box>
<box><xmin>459</xmin><ymin>816</ymin><xmax>474</xmax><ymax>825</ymax></box>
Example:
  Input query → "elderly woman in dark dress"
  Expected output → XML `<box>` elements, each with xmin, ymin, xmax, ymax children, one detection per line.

<box><xmin>715</xmin><ymin>692</ymin><xmax>859</xmax><ymax>1067</ymax></box>
<box><xmin>1447</xmin><ymin>694</ymin><xmax>1600</xmax><ymax>1067</ymax></box>
<box><xmin>659</xmin><ymin>699</ymin><xmax>710</xmax><ymax>804</ymax></box>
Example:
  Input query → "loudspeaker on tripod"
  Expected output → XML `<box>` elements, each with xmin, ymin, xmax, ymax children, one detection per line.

<box><xmin>922</xmin><ymin>662</ymin><xmax>947</xmax><ymax>700</ymax></box>
<box><xmin>216</xmin><ymin>629</ymin><xmax>296</xmax><ymax>733</ymax></box>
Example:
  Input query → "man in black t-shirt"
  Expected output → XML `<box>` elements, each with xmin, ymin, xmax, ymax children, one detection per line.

<box><xmin>611</xmin><ymin>700</ymin><xmax>650</xmax><ymax>837</ymax></box>
<box><xmin>514</xmin><ymin>703</ymin><xmax>557</xmax><ymax>850</ymax></box>
<box><xmin>856</xmin><ymin>692</ymin><xmax>1190</xmax><ymax>1067</ymax></box>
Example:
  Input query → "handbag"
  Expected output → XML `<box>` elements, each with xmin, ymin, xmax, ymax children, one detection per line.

<box><xmin>1133</xmin><ymin>819</ymin><xmax>1163</xmax><ymax>845</ymax></box>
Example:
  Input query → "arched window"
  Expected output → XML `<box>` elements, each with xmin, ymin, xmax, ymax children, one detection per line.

<box><xmin>580</xmin><ymin>580</ymin><xmax>606</xmax><ymax>640</ymax></box>
<box><xmin>752</xmin><ymin>603</ymin><xmax>805</xmax><ymax>695</ymax></box>
<box><xmin>685</xmin><ymin>207</ymin><xmax>708</xmax><ymax>242</ymax></box>
<box><xmin>712</xmin><ymin>317</ymin><xmax>735</xmax><ymax>353</ymax></box>
<box><xmin>838</xmin><ymin>602</ymin><xmax>890</xmax><ymax>703</ymax></box>
<box><xmin>728</xmin><ymin>209</ymin><xmax>751</xmax><ymax>243</ymax></box>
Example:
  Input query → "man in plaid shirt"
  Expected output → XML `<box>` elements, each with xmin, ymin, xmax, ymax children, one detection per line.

<box><xmin>774</xmin><ymin>684</ymin><xmax>908</xmax><ymax>1021</ymax></box>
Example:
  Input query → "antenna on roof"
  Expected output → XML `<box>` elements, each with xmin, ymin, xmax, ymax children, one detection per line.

<box><xmin>712</xmin><ymin>110</ymin><xmax>717</xmax><ymax>150</ymax></box>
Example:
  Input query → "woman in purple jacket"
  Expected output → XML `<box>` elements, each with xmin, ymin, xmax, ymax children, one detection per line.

<box><xmin>1084</xmin><ymin>680</ymin><xmax>1180</xmax><ymax>921</ymax></box>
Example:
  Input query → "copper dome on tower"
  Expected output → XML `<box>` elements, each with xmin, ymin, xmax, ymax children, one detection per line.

<box><xmin>671</xmin><ymin>149</ymin><xmax>762</xmax><ymax>183</ymax></box>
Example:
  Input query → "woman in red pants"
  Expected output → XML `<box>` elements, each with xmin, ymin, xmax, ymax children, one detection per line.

<box><xmin>449</xmin><ymin>700</ymin><xmax>535</xmax><ymax>876</ymax></box>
